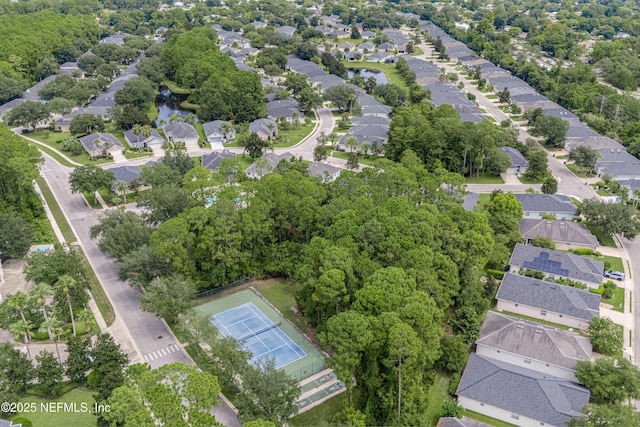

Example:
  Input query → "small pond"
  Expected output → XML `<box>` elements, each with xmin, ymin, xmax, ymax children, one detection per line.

<box><xmin>347</xmin><ymin>69</ymin><xmax>388</xmax><ymax>85</ymax></box>
<box><xmin>154</xmin><ymin>85</ymin><xmax>196</xmax><ymax>127</ymax></box>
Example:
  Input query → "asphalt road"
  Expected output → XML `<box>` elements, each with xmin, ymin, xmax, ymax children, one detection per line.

<box><xmin>39</xmin><ymin>155</ymin><xmax>241</xmax><ymax>427</ymax></box>
<box><xmin>619</xmin><ymin>236</ymin><xmax>640</xmax><ymax>363</ymax></box>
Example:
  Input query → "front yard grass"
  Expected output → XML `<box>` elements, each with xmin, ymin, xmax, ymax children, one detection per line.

<box><xmin>465</xmin><ymin>173</ymin><xmax>504</xmax><ymax>184</ymax></box>
<box><xmin>29</xmin><ymin>130</ymin><xmax>112</xmax><ymax>165</ymax></box>
<box><xmin>565</xmin><ymin>163</ymin><xmax>592</xmax><ymax>178</ymax></box>
<box><xmin>465</xmin><ymin>410</ymin><xmax>518</xmax><ymax>427</ymax></box>
<box><xmin>518</xmin><ymin>176</ymin><xmax>541</xmax><ymax>184</ymax></box>
<box><xmin>276</xmin><ymin>123</ymin><xmax>314</xmax><ymax>147</ymax></box>
<box><xmin>331</xmin><ymin>151</ymin><xmax>379</xmax><ymax>166</ymax></box>
<box><xmin>584</xmin><ymin>222</ymin><xmax>617</xmax><ymax>248</ymax></box>
<box><xmin>602</xmin><ymin>285</ymin><xmax>625</xmax><ymax>313</ymax></box>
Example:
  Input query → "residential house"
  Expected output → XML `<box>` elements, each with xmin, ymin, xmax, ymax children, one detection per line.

<box><xmin>476</xmin><ymin>311</ymin><xmax>592</xmax><ymax>381</ymax></box>
<box><xmin>249</xmin><ymin>118</ymin><xmax>278</xmax><ymax>141</ymax></box>
<box><xmin>276</xmin><ymin>25</ymin><xmax>296</xmax><ymax>39</ymax></box>
<box><xmin>163</xmin><ymin>122</ymin><xmax>199</xmax><ymax>147</ymax></box>
<box><xmin>22</xmin><ymin>75</ymin><xmax>57</xmax><ymax>101</ymax></box>
<box><xmin>456</xmin><ymin>354</ymin><xmax>589</xmax><ymax>427</ymax></box>
<box><xmin>0</xmin><ymin>99</ymin><xmax>27</xmax><ymax>122</ymax></box>
<box><xmin>508</xmin><ymin>243</ymin><xmax>604</xmax><ymax>289</ymax></box>
<box><xmin>378</xmin><ymin>42</ymin><xmax>396</xmax><ymax>52</ymax></box>
<box><xmin>495</xmin><ymin>273</ymin><xmax>601</xmax><ymax>329</ymax></box>
<box><xmin>203</xmin><ymin>120</ymin><xmax>235</xmax><ymax>147</ymax></box>
<box><xmin>123</xmin><ymin>128</ymin><xmax>164</xmax><ymax>149</ymax></box>
<box><xmin>79</xmin><ymin>133</ymin><xmax>124</xmax><ymax>157</ymax></box>
<box><xmin>202</xmin><ymin>150</ymin><xmax>236</xmax><ymax>171</ymax></box>
<box><xmin>356</xmin><ymin>93</ymin><xmax>392</xmax><ymax>117</ymax></box>
<box><xmin>245</xmin><ymin>152</ymin><xmax>295</xmax><ymax>179</ymax></box>
<box><xmin>519</xmin><ymin>219</ymin><xmax>599</xmax><ymax>250</ymax></box>
<box><xmin>366</xmin><ymin>52</ymin><xmax>391</xmax><ymax>63</ymax></box>
<box><xmin>106</xmin><ymin>165</ymin><xmax>143</xmax><ymax>185</ymax></box>
<box><xmin>59</xmin><ymin>62</ymin><xmax>80</xmax><ymax>76</ymax></box>
<box><xmin>498</xmin><ymin>147</ymin><xmax>528</xmax><ymax>175</ymax></box>
<box><xmin>514</xmin><ymin>194</ymin><xmax>578</xmax><ymax>220</ymax></box>
<box><xmin>266</xmin><ymin>99</ymin><xmax>302</xmax><ymax>122</ymax></box>
<box><xmin>337</xmin><ymin>42</ymin><xmax>355</xmax><ymax>52</ymax></box>
<box><xmin>308</xmin><ymin>162</ymin><xmax>341</xmax><ymax>182</ymax></box>
<box><xmin>350</xmin><ymin>115</ymin><xmax>391</xmax><ymax>126</ymax></box>
<box><xmin>594</xmin><ymin>148</ymin><xmax>640</xmax><ymax>180</ymax></box>
<box><xmin>397</xmin><ymin>43</ymin><xmax>408</xmax><ymax>54</ymax></box>
<box><xmin>99</xmin><ymin>32</ymin><xmax>127</xmax><ymax>46</ymax></box>
<box><xmin>361</xmin><ymin>30</ymin><xmax>376</xmax><ymax>39</ymax></box>
<box><xmin>357</xmin><ymin>42</ymin><xmax>375</xmax><ymax>53</ymax></box>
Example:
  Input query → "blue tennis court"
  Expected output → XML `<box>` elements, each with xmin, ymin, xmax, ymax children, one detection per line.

<box><xmin>212</xmin><ymin>302</ymin><xmax>306</xmax><ymax>369</ymax></box>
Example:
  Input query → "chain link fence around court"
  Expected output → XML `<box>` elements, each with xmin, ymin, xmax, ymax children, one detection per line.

<box><xmin>196</xmin><ymin>277</ymin><xmax>253</xmax><ymax>299</ymax></box>
<box><xmin>288</xmin><ymin>359</ymin><xmax>327</xmax><ymax>382</ymax></box>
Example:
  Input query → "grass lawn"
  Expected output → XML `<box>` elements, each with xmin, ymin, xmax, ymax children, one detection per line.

<box><xmin>35</xmin><ymin>178</ymin><xmax>115</xmax><ymax>325</ymax></box>
<box><xmin>518</xmin><ymin>176</ymin><xmax>540</xmax><ymax>184</ymax></box>
<box><xmin>424</xmin><ymin>371</ymin><xmax>452</xmax><ymax>426</ymax></box>
<box><xmin>289</xmin><ymin>389</ymin><xmax>348</xmax><ymax>426</ymax></box>
<box><xmin>276</xmin><ymin>123</ymin><xmax>314</xmax><ymax>147</ymax></box>
<box><xmin>603</xmin><ymin>286</ymin><xmax>625</xmax><ymax>313</ymax></box>
<box><xmin>465</xmin><ymin>173</ymin><xmax>504</xmax><ymax>184</ymax></box>
<box><xmin>143</xmin><ymin>103</ymin><xmax>158</xmax><ymax>122</ymax></box>
<box><xmin>410</xmin><ymin>46</ymin><xmax>424</xmax><ymax>56</ymax></box>
<box><xmin>236</xmin><ymin>154</ymin><xmax>253</xmax><ymax>171</ymax></box>
<box><xmin>19</xmin><ymin>388</ymin><xmax>97</xmax><ymax>427</ymax></box>
<box><xmin>163</xmin><ymin>79</ymin><xmax>192</xmax><ymax>94</ymax></box>
<box><xmin>565</xmin><ymin>163</ymin><xmax>592</xmax><ymax>178</ymax></box>
<box><xmin>255</xmin><ymin>279</ymin><xmax>308</xmax><ymax>333</ymax></box>
<box><xmin>584</xmin><ymin>222</ymin><xmax>617</xmax><ymax>248</ymax></box>
<box><xmin>29</xmin><ymin>140</ymin><xmax>75</xmax><ymax>167</ymax></box>
<box><xmin>596</xmin><ymin>188</ymin><xmax>613</xmax><ymax>196</ymax></box>
<box><xmin>343</xmin><ymin>61</ymin><xmax>409</xmax><ymax>90</ymax></box>
<box><xmin>477</xmin><ymin>193</ymin><xmax>491</xmax><ymax>210</ymax></box>
<box><xmin>29</xmin><ymin>131</ymin><xmax>112</xmax><ymax>166</ymax></box>
<box><xmin>598</xmin><ymin>255</ymin><xmax>624</xmax><ymax>272</ymax></box>
<box><xmin>82</xmin><ymin>191</ymin><xmax>104</xmax><ymax>209</ymax></box>
<box><xmin>556</xmin><ymin>155</ymin><xmax>568</xmax><ymax>160</ymax></box>
<box><xmin>465</xmin><ymin>410</ymin><xmax>518</xmax><ymax>427</ymax></box>
<box><xmin>331</xmin><ymin>151</ymin><xmax>379</xmax><ymax>166</ymax></box>
<box><xmin>194</xmin><ymin>121</ymin><xmax>206</xmax><ymax>141</ymax></box>
<box><xmin>124</xmin><ymin>150</ymin><xmax>153</xmax><ymax>160</ymax></box>
<box><xmin>485</xmin><ymin>94</ymin><xmax>498</xmax><ymax>99</ymax></box>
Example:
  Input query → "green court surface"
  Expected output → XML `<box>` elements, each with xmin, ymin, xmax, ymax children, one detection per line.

<box><xmin>195</xmin><ymin>288</ymin><xmax>327</xmax><ymax>381</ymax></box>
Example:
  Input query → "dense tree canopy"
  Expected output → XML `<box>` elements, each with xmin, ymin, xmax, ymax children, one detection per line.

<box><xmin>161</xmin><ymin>27</ymin><xmax>266</xmax><ymax>123</ymax></box>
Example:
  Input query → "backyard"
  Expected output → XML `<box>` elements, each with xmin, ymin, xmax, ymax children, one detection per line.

<box><xmin>465</xmin><ymin>173</ymin><xmax>504</xmax><ymax>184</ymax></box>
<box><xmin>28</xmin><ymin>130</ymin><xmax>113</xmax><ymax>166</ymax></box>
<box><xmin>343</xmin><ymin>61</ymin><xmax>409</xmax><ymax>90</ymax></box>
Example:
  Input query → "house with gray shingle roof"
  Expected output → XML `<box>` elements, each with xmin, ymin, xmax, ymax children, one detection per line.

<box><xmin>594</xmin><ymin>148</ymin><xmax>640</xmax><ymax>180</ymax></box>
<box><xmin>123</xmin><ymin>128</ymin><xmax>163</xmax><ymax>149</ymax></box>
<box><xmin>378</xmin><ymin>42</ymin><xmax>396</xmax><ymax>52</ymax></box>
<box><xmin>496</xmin><ymin>272</ymin><xmax>600</xmax><ymax>329</ymax></box>
<box><xmin>498</xmin><ymin>147</ymin><xmax>528</xmax><ymax>175</ymax></box>
<box><xmin>245</xmin><ymin>152</ymin><xmax>294</xmax><ymax>179</ymax></box>
<box><xmin>163</xmin><ymin>122</ymin><xmax>199</xmax><ymax>147</ymax></box>
<box><xmin>249</xmin><ymin>118</ymin><xmax>278</xmax><ymax>141</ymax></box>
<box><xmin>366</xmin><ymin>52</ymin><xmax>391</xmax><ymax>63</ymax></box>
<box><xmin>308</xmin><ymin>162</ymin><xmax>341</xmax><ymax>182</ymax></box>
<box><xmin>456</xmin><ymin>354</ymin><xmax>589</xmax><ymax>427</ymax></box>
<box><xmin>357</xmin><ymin>42</ymin><xmax>375</xmax><ymax>53</ymax></box>
<box><xmin>508</xmin><ymin>243</ymin><xmax>604</xmax><ymax>289</ymax></box>
<box><xmin>79</xmin><ymin>133</ymin><xmax>124</xmax><ymax>157</ymax></box>
<box><xmin>476</xmin><ymin>311</ymin><xmax>592</xmax><ymax>381</ymax></box>
<box><xmin>361</xmin><ymin>30</ymin><xmax>376</xmax><ymax>39</ymax></box>
<box><xmin>519</xmin><ymin>219</ymin><xmax>599</xmax><ymax>250</ymax></box>
<box><xmin>276</xmin><ymin>25</ymin><xmax>296</xmax><ymax>38</ymax></box>
<box><xmin>266</xmin><ymin>99</ymin><xmax>302</xmax><ymax>122</ymax></box>
<box><xmin>106</xmin><ymin>165</ymin><xmax>143</xmax><ymax>185</ymax></box>
<box><xmin>202</xmin><ymin>150</ymin><xmax>236</xmax><ymax>171</ymax></box>
<box><xmin>514</xmin><ymin>194</ymin><xmax>578</xmax><ymax>220</ymax></box>
<box><xmin>203</xmin><ymin>120</ymin><xmax>235</xmax><ymax>146</ymax></box>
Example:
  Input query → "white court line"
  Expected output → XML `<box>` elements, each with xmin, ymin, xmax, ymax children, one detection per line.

<box><xmin>144</xmin><ymin>355</ymin><xmax>149</xmax><ymax>362</ymax></box>
<box><xmin>153</xmin><ymin>351</ymin><xmax>158</xmax><ymax>358</ymax></box>
<box><xmin>253</xmin><ymin>343</ymin><xmax>289</xmax><ymax>359</ymax></box>
<box><xmin>161</xmin><ymin>349</ymin><xmax>167</xmax><ymax>356</ymax></box>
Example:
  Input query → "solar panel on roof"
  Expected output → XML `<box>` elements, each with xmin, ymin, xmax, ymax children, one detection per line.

<box><xmin>522</xmin><ymin>252</ymin><xmax>570</xmax><ymax>276</ymax></box>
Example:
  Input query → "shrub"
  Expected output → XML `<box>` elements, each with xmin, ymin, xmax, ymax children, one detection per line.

<box><xmin>466</xmin><ymin>93</ymin><xmax>476</xmax><ymax>101</ymax></box>
<box><xmin>603</xmin><ymin>281</ymin><xmax>616</xmax><ymax>299</ymax></box>
<box><xmin>449</xmin><ymin>372</ymin><xmax>461</xmax><ymax>396</ymax></box>
<box><xmin>594</xmin><ymin>251</ymin><xmax>602</xmax><ymax>257</ymax></box>
<box><xmin>523</xmin><ymin>269</ymin><xmax>545</xmax><ymax>279</ymax></box>
<box><xmin>590</xmin><ymin>285</ymin><xmax>604</xmax><ymax>295</ymax></box>
<box><xmin>574</xmin><ymin>248</ymin><xmax>594</xmax><ymax>256</ymax></box>
<box><xmin>486</xmin><ymin>269</ymin><xmax>504</xmax><ymax>280</ymax></box>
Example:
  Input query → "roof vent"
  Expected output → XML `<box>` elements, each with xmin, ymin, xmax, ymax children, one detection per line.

<box><xmin>535</xmin><ymin>329</ymin><xmax>543</xmax><ymax>334</ymax></box>
<box><xmin>516</xmin><ymin>325</ymin><xmax>524</xmax><ymax>329</ymax></box>
<box><xmin>546</xmin><ymin>221</ymin><xmax>552</xmax><ymax>224</ymax></box>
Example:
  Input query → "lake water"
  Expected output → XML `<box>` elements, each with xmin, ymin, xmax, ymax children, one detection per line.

<box><xmin>154</xmin><ymin>86</ymin><xmax>195</xmax><ymax>127</ymax></box>
<box><xmin>347</xmin><ymin>69</ymin><xmax>388</xmax><ymax>85</ymax></box>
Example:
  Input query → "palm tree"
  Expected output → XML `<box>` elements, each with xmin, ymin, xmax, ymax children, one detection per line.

<box><xmin>10</xmin><ymin>320</ymin><xmax>34</xmax><ymax>360</ymax></box>
<box><xmin>328</xmin><ymin>132</ymin><xmax>339</xmax><ymax>149</ymax></box>
<box><xmin>38</xmin><ymin>316</ymin><xmax>64</xmax><ymax>363</ymax></box>
<box><xmin>55</xmin><ymin>275</ymin><xmax>78</xmax><ymax>337</ymax></box>
<box><xmin>220</xmin><ymin>122</ymin><xmax>233</xmax><ymax>144</ymax></box>
<box><xmin>115</xmin><ymin>180</ymin><xmax>128</xmax><ymax>204</ymax></box>
<box><xmin>184</xmin><ymin>113</ymin><xmax>196</xmax><ymax>126</ymax></box>
<box><xmin>345</xmin><ymin>136</ymin><xmax>359</xmax><ymax>153</ymax></box>
<box><xmin>77</xmin><ymin>309</ymin><xmax>94</xmax><ymax>333</ymax></box>
<box><xmin>266</xmin><ymin>122</ymin><xmax>276</xmax><ymax>141</ymax></box>
<box><xmin>141</xmin><ymin>125</ymin><xmax>153</xmax><ymax>139</ymax></box>
<box><xmin>634</xmin><ymin>189</ymin><xmax>640</xmax><ymax>207</ymax></box>
<box><xmin>358</xmin><ymin>141</ymin><xmax>372</xmax><ymax>156</ymax></box>
<box><xmin>29</xmin><ymin>283</ymin><xmax>54</xmax><ymax>340</ymax></box>
<box><xmin>169</xmin><ymin>113</ymin><xmax>181</xmax><ymax>124</ymax></box>
<box><xmin>131</xmin><ymin>124</ymin><xmax>143</xmax><ymax>137</ymax></box>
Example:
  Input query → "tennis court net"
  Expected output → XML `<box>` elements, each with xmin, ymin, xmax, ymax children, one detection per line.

<box><xmin>237</xmin><ymin>321</ymin><xmax>282</xmax><ymax>341</ymax></box>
